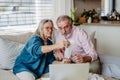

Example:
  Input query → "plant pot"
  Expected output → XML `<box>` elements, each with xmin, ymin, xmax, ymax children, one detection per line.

<box><xmin>79</xmin><ymin>17</ymin><xmax>87</xmax><ymax>23</ymax></box>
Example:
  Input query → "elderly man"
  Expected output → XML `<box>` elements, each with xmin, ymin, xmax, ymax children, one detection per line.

<box><xmin>54</xmin><ymin>15</ymin><xmax>98</xmax><ymax>63</ymax></box>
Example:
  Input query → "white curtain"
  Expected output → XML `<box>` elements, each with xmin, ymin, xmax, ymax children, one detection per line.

<box><xmin>53</xmin><ymin>0</ymin><xmax>74</xmax><ymax>28</ymax></box>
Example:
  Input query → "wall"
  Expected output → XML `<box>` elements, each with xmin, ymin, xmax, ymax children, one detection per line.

<box><xmin>74</xmin><ymin>0</ymin><xmax>101</xmax><ymax>17</ymax></box>
<box><xmin>74</xmin><ymin>0</ymin><xmax>120</xmax><ymax>16</ymax></box>
<box><xmin>80</xmin><ymin>25</ymin><xmax>120</xmax><ymax>56</ymax></box>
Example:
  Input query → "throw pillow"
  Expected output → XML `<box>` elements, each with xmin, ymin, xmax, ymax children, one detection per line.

<box><xmin>0</xmin><ymin>32</ymin><xmax>33</xmax><ymax>44</ymax></box>
<box><xmin>0</xmin><ymin>38</ymin><xmax>24</xmax><ymax>69</ymax></box>
<box><xmin>99</xmin><ymin>54</ymin><xmax>120</xmax><ymax>79</ymax></box>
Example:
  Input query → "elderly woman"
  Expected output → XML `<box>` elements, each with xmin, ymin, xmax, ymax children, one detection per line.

<box><xmin>13</xmin><ymin>19</ymin><xmax>70</xmax><ymax>80</ymax></box>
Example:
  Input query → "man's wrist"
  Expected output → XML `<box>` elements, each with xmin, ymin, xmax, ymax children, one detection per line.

<box><xmin>83</xmin><ymin>56</ymin><xmax>92</xmax><ymax>63</ymax></box>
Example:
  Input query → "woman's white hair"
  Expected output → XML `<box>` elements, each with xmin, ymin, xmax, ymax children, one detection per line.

<box><xmin>35</xmin><ymin>19</ymin><xmax>53</xmax><ymax>38</ymax></box>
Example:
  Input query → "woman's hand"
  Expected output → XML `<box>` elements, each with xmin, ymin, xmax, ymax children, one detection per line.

<box><xmin>56</xmin><ymin>40</ymin><xmax>70</xmax><ymax>49</ymax></box>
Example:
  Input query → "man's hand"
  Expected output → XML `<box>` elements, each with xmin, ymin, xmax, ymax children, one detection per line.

<box><xmin>71</xmin><ymin>53</ymin><xmax>83</xmax><ymax>63</ymax></box>
<box><xmin>71</xmin><ymin>53</ymin><xmax>92</xmax><ymax>63</ymax></box>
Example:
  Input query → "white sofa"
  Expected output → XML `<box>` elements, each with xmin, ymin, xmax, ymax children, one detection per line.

<box><xmin>0</xmin><ymin>32</ymin><xmax>42</xmax><ymax>80</ymax></box>
<box><xmin>0</xmin><ymin>31</ymin><xmax>118</xmax><ymax>80</ymax></box>
<box><xmin>0</xmin><ymin>32</ymin><xmax>43</xmax><ymax>80</ymax></box>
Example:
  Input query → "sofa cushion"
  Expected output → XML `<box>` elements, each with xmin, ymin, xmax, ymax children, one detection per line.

<box><xmin>0</xmin><ymin>32</ymin><xmax>33</xmax><ymax>44</ymax></box>
<box><xmin>0</xmin><ymin>69</ymin><xmax>42</xmax><ymax>80</ymax></box>
<box><xmin>0</xmin><ymin>69</ymin><xmax>19</xmax><ymax>80</ymax></box>
<box><xmin>99</xmin><ymin>54</ymin><xmax>120</xmax><ymax>79</ymax></box>
<box><xmin>0</xmin><ymin>38</ymin><xmax>24</xmax><ymax>69</ymax></box>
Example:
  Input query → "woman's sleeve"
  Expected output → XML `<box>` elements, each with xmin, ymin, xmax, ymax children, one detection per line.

<box><xmin>25</xmin><ymin>37</ymin><xmax>43</xmax><ymax>57</ymax></box>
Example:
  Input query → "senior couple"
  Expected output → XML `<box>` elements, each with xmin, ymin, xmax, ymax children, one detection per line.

<box><xmin>13</xmin><ymin>15</ymin><xmax>98</xmax><ymax>80</ymax></box>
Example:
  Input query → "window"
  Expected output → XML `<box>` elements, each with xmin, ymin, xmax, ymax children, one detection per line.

<box><xmin>35</xmin><ymin>0</ymin><xmax>54</xmax><ymax>24</ymax></box>
<box><xmin>0</xmin><ymin>0</ymin><xmax>54</xmax><ymax>27</ymax></box>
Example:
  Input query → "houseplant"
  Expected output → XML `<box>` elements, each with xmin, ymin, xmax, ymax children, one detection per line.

<box><xmin>80</xmin><ymin>9</ymin><xmax>96</xmax><ymax>23</ymax></box>
<box><xmin>70</xmin><ymin>7</ymin><xmax>81</xmax><ymax>26</ymax></box>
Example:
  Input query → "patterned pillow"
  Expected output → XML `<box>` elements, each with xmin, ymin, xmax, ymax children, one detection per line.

<box><xmin>0</xmin><ymin>38</ymin><xmax>24</xmax><ymax>69</ymax></box>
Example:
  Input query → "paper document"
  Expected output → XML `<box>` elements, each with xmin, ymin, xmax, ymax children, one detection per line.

<box><xmin>64</xmin><ymin>43</ymin><xmax>74</xmax><ymax>58</ymax></box>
